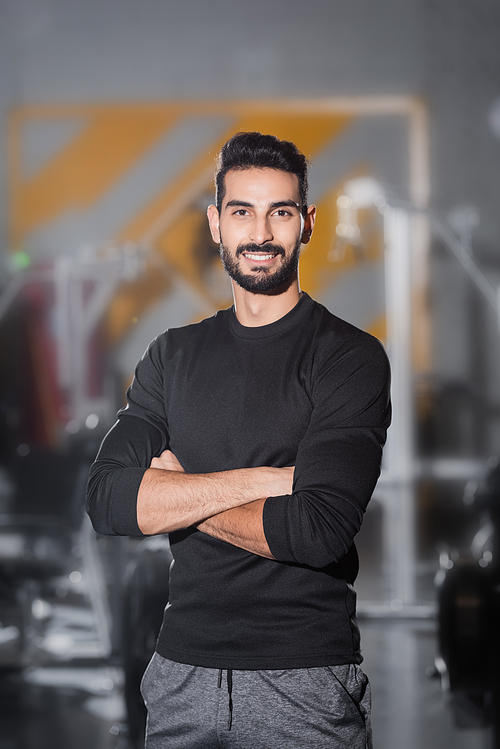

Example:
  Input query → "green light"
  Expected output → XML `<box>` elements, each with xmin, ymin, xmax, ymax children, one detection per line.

<box><xmin>12</xmin><ymin>251</ymin><xmax>31</xmax><ymax>269</ymax></box>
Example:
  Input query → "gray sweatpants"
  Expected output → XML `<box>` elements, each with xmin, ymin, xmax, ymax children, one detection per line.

<box><xmin>141</xmin><ymin>654</ymin><xmax>373</xmax><ymax>748</ymax></box>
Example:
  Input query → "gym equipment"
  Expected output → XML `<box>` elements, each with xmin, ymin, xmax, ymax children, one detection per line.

<box><xmin>436</xmin><ymin>458</ymin><xmax>500</xmax><ymax>743</ymax></box>
<box><xmin>122</xmin><ymin>536</ymin><xmax>172</xmax><ymax>749</ymax></box>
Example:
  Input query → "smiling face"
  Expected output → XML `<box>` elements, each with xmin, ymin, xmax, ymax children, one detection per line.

<box><xmin>207</xmin><ymin>168</ymin><xmax>315</xmax><ymax>294</ymax></box>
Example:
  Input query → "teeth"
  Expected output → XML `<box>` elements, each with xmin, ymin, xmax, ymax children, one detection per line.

<box><xmin>244</xmin><ymin>253</ymin><xmax>276</xmax><ymax>261</ymax></box>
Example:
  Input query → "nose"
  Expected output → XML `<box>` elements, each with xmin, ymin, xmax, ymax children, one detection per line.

<box><xmin>249</xmin><ymin>215</ymin><xmax>273</xmax><ymax>245</ymax></box>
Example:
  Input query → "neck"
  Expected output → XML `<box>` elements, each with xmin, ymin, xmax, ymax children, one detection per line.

<box><xmin>231</xmin><ymin>275</ymin><xmax>301</xmax><ymax>327</ymax></box>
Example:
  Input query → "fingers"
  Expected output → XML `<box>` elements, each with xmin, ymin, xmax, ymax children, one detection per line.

<box><xmin>150</xmin><ymin>450</ymin><xmax>185</xmax><ymax>472</ymax></box>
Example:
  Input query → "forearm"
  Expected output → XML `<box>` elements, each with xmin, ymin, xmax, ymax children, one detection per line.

<box><xmin>137</xmin><ymin>466</ymin><xmax>291</xmax><ymax>535</ymax></box>
<box><xmin>196</xmin><ymin>498</ymin><xmax>274</xmax><ymax>559</ymax></box>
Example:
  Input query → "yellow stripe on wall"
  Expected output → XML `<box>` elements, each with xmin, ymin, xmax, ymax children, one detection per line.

<box><xmin>10</xmin><ymin>108</ymin><xmax>181</xmax><ymax>244</ymax></box>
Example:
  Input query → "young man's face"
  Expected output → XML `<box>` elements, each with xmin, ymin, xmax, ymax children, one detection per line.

<box><xmin>207</xmin><ymin>168</ymin><xmax>315</xmax><ymax>293</ymax></box>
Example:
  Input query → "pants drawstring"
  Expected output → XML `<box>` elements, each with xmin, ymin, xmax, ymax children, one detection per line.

<box><xmin>217</xmin><ymin>668</ymin><xmax>234</xmax><ymax>730</ymax></box>
<box><xmin>227</xmin><ymin>669</ymin><xmax>233</xmax><ymax>730</ymax></box>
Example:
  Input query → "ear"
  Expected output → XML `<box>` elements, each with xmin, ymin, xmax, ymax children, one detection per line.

<box><xmin>207</xmin><ymin>204</ymin><xmax>220</xmax><ymax>243</ymax></box>
<box><xmin>301</xmin><ymin>204</ymin><xmax>316</xmax><ymax>245</ymax></box>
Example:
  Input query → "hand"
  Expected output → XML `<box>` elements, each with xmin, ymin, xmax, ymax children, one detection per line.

<box><xmin>257</xmin><ymin>465</ymin><xmax>295</xmax><ymax>497</ymax></box>
<box><xmin>150</xmin><ymin>450</ymin><xmax>185</xmax><ymax>473</ymax></box>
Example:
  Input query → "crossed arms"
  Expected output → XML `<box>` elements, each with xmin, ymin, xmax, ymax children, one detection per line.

<box><xmin>138</xmin><ymin>449</ymin><xmax>294</xmax><ymax>558</ymax></box>
<box><xmin>86</xmin><ymin>329</ymin><xmax>391</xmax><ymax>569</ymax></box>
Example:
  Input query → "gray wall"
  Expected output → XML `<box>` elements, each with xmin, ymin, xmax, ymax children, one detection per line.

<box><xmin>2</xmin><ymin>0</ymin><xmax>498</xmax><ymax>256</ymax></box>
<box><xmin>2</xmin><ymin>0</ymin><xmax>500</xmax><ymax>451</ymax></box>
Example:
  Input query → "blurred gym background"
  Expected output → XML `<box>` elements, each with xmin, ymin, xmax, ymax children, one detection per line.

<box><xmin>1</xmin><ymin>1</ymin><xmax>500</xmax><ymax>747</ymax></box>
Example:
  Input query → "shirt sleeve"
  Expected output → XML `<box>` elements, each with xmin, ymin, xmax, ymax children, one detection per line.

<box><xmin>263</xmin><ymin>332</ymin><xmax>391</xmax><ymax>569</ymax></box>
<box><xmin>86</xmin><ymin>336</ymin><xmax>169</xmax><ymax>536</ymax></box>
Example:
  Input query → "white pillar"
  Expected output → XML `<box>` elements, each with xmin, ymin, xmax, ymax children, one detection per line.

<box><xmin>383</xmin><ymin>206</ymin><xmax>417</xmax><ymax>605</ymax></box>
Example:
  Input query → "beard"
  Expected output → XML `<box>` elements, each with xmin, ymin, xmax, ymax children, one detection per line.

<box><xmin>219</xmin><ymin>239</ymin><xmax>301</xmax><ymax>293</ymax></box>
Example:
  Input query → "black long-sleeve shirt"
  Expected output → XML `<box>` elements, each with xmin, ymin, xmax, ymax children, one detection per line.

<box><xmin>87</xmin><ymin>293</ymin><xmax>391</xmax><ymax>669</ymax></box>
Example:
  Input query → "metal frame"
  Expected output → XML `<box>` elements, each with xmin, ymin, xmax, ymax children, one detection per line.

<box><xmin>0</xmin><ymin>245</ymin><xmax>146</xmax><ymax>433</ymax></box>
<box><xmin>346</xmin><ymin>185</ymin><xmax>499</xmax><ymax>615</ymax></box>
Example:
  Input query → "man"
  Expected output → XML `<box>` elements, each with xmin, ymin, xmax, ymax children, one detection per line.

<box><xmin>86</xmin><ymin>131</ymin><xmax>391</xmax><ymax>748</ymax></box>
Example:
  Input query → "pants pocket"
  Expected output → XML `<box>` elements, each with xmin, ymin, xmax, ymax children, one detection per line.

<box><xmin>327</xmin><ymin>664</ymin><xmax>370</xmax><ymax>707</ymax></box>
<box><xmin>326</xmin><ymin>665</ymin><xmax>372</xmax><ymax>748</ymax></box>
<box><xmin>140</xmin><ymin>652</ymin><xmax>161</xmax><ymax>708</ymax></box>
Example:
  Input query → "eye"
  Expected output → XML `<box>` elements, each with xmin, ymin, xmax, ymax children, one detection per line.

<box><xmin>233</xmin><ymin>209</ymin><xmax>250</xmax><ymax>216</ymax></box>
<box><xmin>274</xmin><ymin>209</ymin><xmax>292</xmax><ymax>218</ymax></box>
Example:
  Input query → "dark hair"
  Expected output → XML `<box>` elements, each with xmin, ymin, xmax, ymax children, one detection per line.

<box><xmin>215</xmin><ymin>132</ymin><xmax>309</xmax><ymax>217</ymax></box>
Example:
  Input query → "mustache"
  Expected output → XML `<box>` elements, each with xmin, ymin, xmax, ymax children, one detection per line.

<box><xmin>236</xmin><ymin>243</ymin><xmax>285</xmax><ymax>258</ymax></box>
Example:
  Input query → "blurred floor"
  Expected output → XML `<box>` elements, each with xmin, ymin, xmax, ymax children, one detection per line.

<box><xmin>361</xmin><ymin>617</ymin><xmax>488</xmax><ymax>749</ymax></box>
<box><xmin>0</xmin><ymin>617</ymin><xmax>491</xmax><ymax>749</ymax></box>
<box><xmin>0</xmin><ymin>665</ymin><xmax>129</xmax><ymax>749</ymax></box>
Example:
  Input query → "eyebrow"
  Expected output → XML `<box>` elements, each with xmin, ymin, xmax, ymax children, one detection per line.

<box><xmin>224</xmin><ymin>199</ymin><xmax>300</xmax><ymax>210</ymax></box>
